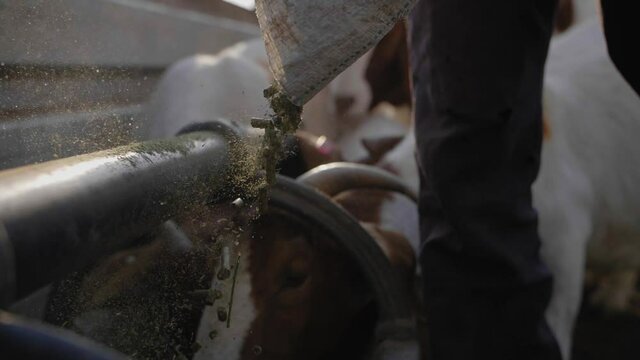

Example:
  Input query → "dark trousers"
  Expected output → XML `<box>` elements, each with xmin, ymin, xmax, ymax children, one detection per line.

<box><xmin>410</xmin><ymin>0</ymin><xmax>562</xmax><ymax>359</ymax></box>
<box><xmin>601</xmin><ymin>1</ymin><xmax>640</xmax><ymax>96</ymax></box>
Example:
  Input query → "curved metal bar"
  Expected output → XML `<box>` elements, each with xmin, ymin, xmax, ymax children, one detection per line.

<box><xmin>0</xmin><ymin>130</ymin><xmax>233</xmax><ymax>302</ymax></box>
<box><xmin>297</xmin><ymin>162</ymin><xmax>418</xmax><ymax>202</ymax></box>
<box><xmin>270</xmin><ymin>176</ymin><xmax>416</xmax><ymax>346</ymax></box>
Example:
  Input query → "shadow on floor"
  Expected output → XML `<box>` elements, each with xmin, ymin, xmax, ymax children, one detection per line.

<box><xmin>572</xmin><ymin>288</ymin><xmax>640</xmax><ymax>360</ymax></box>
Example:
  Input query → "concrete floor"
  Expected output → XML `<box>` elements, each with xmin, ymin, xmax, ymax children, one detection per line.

<box><xmin>572</xmin><ymin>286</ymin><xmax>640</xmax><ymax>360</ymax></box>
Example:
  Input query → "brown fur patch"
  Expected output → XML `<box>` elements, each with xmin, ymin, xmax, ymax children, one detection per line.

<box><xmin>360</xmin><ymin>135</ymin><xmax>405</xmax><ymax>165</ymax></box>
<box><xmin>542</xmin><ymin>112</ymin><xmax>552</xmax><ymax>140</ymax></box>
<box><xmin>555</xmin><ymin>0</ymin><xmax>575</xmax><ymax>33</ymax></box>
<box><xmin>366</xmin><ymin>21</ymin><xmax>412</xmax><ymax>109</ymax></box>
<box><xmin>360</xmin><ymin>223</ymin><xmax>416</xmax><ymax>276</ymax></box>
<box><xmin>379</xmin><ymin>162</ymin><xmax>401</xmax><ymax>177</ymax></box>
<box><xmin>332</xmin><ymin>190</ymin><xmax>415</xmax><ymax>277</ymax></box>
<box><xmin>332</xmin><ymin>189</ymin><xmax>391</xmax><ymax>225</ymax></box>
<box><xmin>242</xmin><ymin>212</ymin><xmax>374</xmax><ymax>360</ymax></box>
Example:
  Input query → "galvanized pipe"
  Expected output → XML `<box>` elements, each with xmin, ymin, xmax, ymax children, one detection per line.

<box><xmin>0</xmin><ymin>130</ymin><xmax>234</xmax><ymax>304</ymax></box>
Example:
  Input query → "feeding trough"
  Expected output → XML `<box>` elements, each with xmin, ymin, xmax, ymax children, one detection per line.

<box><xmin>0</xmin><ymin>118</ymin><xmax>417</xmax><ymax>359</ymax></box>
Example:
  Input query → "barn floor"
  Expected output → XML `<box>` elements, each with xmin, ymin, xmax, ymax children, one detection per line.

<box><xmin>572</xmin><ymin>287</ymin><xmax>640</xmax><ymax>359</ymax></box>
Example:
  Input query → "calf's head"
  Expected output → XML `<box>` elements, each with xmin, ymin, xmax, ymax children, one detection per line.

<box><xmin>222</xmin><ymin>211</ymin><xmax>376</xmax><ymax>360</ymax></box>
<box><xmin>47</xmin><ymin>198</ymin><xmax>390</xmax><ymax>360</ymax></box>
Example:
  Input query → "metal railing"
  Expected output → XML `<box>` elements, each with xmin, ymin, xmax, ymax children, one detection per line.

<box><xmin>0</xmin><ymin>124</ymin><xmax>239</xmax><ymax>305</ymax></box>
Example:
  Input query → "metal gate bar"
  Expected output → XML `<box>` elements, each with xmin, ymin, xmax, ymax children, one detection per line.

<box><xmin>0</xmin><ymin>129</ymin><xmax>235</xmax><ymax>305</ymax></box>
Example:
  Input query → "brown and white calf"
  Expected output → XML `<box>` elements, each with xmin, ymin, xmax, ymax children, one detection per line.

<box><xmin>141</xmin><ymin>22</ymin><xmax>411</xmax><ymax>143</ymax></box>
<box><xmin>192</xmin><ymin>165</ymin><xmax>419</xmax><ymax>360</ymax></box>
<box><xmin>48</xmin><ymin>165</ymin><xmax>418</xmax><ymax>360</ymax></box>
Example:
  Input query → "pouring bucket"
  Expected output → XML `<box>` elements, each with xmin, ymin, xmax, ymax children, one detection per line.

<box><xmin>255</xmin><ymin>0</ymin><xmax>416</xmax><ymax>106</ymax></box>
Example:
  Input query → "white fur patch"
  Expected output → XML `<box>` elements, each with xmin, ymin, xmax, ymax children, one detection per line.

<box><xmin>379</xmin><ymin>193</ymin><xmax>420</xmax><ymax>255</ymax></box>
<box><xmin>194</xmin><ymin>242</ymin><xmax>256</xmax><ymax>360</ymax></box>
<box><xmin>539</xmin><ymin>19</ymin><xmax>640</xmax><ymax>359</ymax></box>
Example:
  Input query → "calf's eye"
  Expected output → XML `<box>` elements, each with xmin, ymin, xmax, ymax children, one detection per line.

<box><xmin>283</xmin><ymin>270</ymin><xmax>308</xmax><ymax>289</ymax></box>
<box><xmin>281</xmin><ymin>258</ymin><xmax>310</xmax><ymax>289</ymax></box>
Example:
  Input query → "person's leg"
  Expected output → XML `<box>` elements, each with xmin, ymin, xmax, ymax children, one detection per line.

<box><xmin>600</xmin><ymin>0</ymin><xmax>640</xmax><ymax>95</ymax></box>
<box><xmin>409</xmin><ymin>0</ymin><xmax>562</xmax><ymax>359</ymax></box>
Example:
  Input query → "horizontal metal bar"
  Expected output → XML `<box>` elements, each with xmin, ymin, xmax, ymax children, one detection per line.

<box><xmin>0</xmin><ymin>310</ymin><xmax>126</xmax><ymax>359</ymax></box>
<box><xmin>0</xmin><ymin>130</ymin><xmax>233</xmax><ymax>303</ymax></box>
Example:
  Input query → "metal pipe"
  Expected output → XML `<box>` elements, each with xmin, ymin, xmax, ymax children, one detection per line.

<box><xmin>0</xmin><ymin>130</ymin><xmax>234</xmax><ymax>304</ymax></box>
<box><xmin>297</xmin><ymin>162</ymin><xmax>418</xmax><ymax>202</ymax></box>
<box><xmin>0</xmin><ymin>310</ymin><xmax>126</xmax><ymax>359</ymax></box>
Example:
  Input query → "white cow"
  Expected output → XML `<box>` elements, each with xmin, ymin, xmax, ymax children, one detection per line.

<box><xmin>142</xmin><ymin>48</ymin><xmax>270</xmax><ymax>139</ymax></box>
<box><xmin>142</xmin><ymin>36</ymin><xmax>376</xmax><ymax>142</ymax></box>
<box><xmin>572</xmin><ymin>0</ymin><xmax>598</xmax><ymax>25</ymax></box>
<box><xmin>537</xmin><ymin>19</ymin><xmax>640</xmax><ymax>358</ymax></box>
